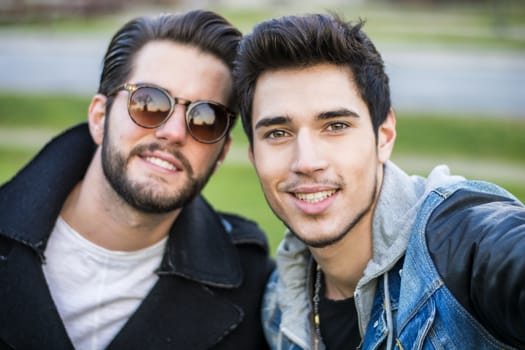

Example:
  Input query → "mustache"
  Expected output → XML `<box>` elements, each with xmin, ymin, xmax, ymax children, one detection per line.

<box><xmin>280</xmin><ymin>178</ymin><xmax>345</xmax><ymax>192</ymax></box>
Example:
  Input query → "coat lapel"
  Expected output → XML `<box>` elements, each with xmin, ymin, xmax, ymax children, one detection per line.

<box><xmin>158</xmin><ymin>195</ymin><xmax>243</xmax><ymax>287</ymax></box>
<box><xmin>107</xmin><ymin>276</ymin><xmax>243</xmax><ymax>350</ymax></box>
<box><xmin>0</xmin><ymin>244</ymin><xmax>73</xmax><ymax>349</ymax></box>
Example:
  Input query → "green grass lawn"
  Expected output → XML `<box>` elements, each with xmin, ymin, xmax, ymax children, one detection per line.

<box><xmin>395</xmin><ymin>115</ymin><xmax>525</xmax><ymax>163</ymax></box>
<box><xmin>0</xmin><ymin>93</ymin><xmax>90</xmax><ymax>128</ymax></box>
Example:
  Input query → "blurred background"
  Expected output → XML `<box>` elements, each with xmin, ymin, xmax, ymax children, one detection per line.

<box><xmin>1</xmin><ymin>0</ymin><xmax>524</xmax><ymax>253</ymax></box>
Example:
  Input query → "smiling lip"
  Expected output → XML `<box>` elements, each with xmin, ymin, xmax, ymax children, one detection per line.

<box><xmin>288</xmin><ymin>187</ymin><xmax>339</xmax><ymax>215</ymax></box>
<box><xmin>294</xmin><ymin>190</ymin><xmax>337</xmax><ymax>203</ymax></box>
<box><xmin>140</xmin><ymin>152</ymin><xmax>183</xmax><ymax>173</ymax></box>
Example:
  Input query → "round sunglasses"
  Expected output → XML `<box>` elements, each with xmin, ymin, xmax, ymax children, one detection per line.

<box><xmin>108</xmin><ymin>83</ymin><xmax>236</xmax><ymax>144</ymax></box>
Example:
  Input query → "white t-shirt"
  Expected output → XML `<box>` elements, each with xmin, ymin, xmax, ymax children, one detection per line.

<box><xmin>42</xmin><ymin>217</ymin><xmax>167</xmax><ymax>350</ymax></box>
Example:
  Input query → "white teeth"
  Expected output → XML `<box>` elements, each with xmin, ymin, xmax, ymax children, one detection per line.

<box><xmin>295</xmin><ymin>190</ymin><xmax>336</xmax><ymax>203</ymax></box>
<box><xmin>144</xmin><ymin>157</ymin><xmax>177</xmax><ymax>171</ymax></box>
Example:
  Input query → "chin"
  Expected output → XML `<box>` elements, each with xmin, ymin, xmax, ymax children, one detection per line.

<box><xmin>292</xmin><ymin>228</ymin><xmax>348</xmax><ymax>249</ymax></box>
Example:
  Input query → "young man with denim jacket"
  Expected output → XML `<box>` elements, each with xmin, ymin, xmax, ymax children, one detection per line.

<box><xmin>234</xmin><ymin>13</ymin><xmax>525</xmax><ymax>349</ymax></box>
<box><xmin>0</xmin><ymin>10</ymin><xmax>274</xmax><ymax>349</ymax></box>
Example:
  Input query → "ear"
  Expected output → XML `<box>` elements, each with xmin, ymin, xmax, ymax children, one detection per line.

<box><xmin>377</xmin><ymin>108</ymin><xmax>396</xmax><ymax>164</ymax></box>
<box><xmin>88</xmin><ymin>94</ymin><xmax>107</xmax><ymax>145</ymax></box>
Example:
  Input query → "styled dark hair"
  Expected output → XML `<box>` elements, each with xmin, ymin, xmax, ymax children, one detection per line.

<box><xmin>234</xmin><ymin>13</ymin><xmax>391</xmax><ymax>145</ymax></box>
<box><xmin>99</xmin><ymin>10</ymin><xmax>242</xmax><ymax>113</ymax></box>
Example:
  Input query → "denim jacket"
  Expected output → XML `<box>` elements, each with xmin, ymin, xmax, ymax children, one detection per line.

<box><xmin>262</xmin><ymin>162</ymin><xmax>525</xmax><ymax>349</ymax></box>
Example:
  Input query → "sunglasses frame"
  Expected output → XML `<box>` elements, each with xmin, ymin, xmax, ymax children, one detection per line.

<box><xmin>108</xmin><ymin>82</ymin><xmax>236</xmax><ymax>144</ymax></box>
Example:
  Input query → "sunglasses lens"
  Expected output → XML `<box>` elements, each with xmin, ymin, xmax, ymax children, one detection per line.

<box><xmin>187</xmin><ymin>103</ymin><xmax>231</xmax><ymax>143</ymax></box>
<box><xmin>129</xmin><ymin>87</ymin><xmax>171</xmax><ymax>127</ymax></box>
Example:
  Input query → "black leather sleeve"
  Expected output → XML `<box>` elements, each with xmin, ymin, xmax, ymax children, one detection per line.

<box><xmin>426</xmin><ymin>189</ymin><xmax>525</xmax><ymax>347</ymax></box>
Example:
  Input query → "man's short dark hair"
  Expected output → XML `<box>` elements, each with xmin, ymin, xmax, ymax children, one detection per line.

<box><xmin>99</xmin><ymin>10</ymin><xmax>242</xmax><ymax>115</ymax></box>
<box><xmin>234</xmin><ymin>13</ymin><xmax>391</xmax><ymax>145</ymax></box>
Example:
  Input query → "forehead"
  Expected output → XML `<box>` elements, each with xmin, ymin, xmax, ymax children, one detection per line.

<box><xmin>130</xmin><ymin>41</ymin><xmax>232</xmax><ymax>102</ymax></box>
<box><xmin>252</xmin><ymin>64</ymin><xmax>368</xmax><ymax>124</ymax></box>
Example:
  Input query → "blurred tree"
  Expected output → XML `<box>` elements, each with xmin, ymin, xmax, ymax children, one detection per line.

<box><xmin>0</xmin><ymin>0</ymin><xmax>182</xmax><ymax>24</ymax></box>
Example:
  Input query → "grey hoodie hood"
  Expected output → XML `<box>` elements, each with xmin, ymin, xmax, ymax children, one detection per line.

<box><xmin>273</xmin><ymin>161</ymin><xmax>464</xmax><ymax>349</ymax></box>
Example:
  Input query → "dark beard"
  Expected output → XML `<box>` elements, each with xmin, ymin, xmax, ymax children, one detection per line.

<box><xmin>101</xmin><ymin>134</ymin><xmax>219</xmax><ymax>213</ymax></box>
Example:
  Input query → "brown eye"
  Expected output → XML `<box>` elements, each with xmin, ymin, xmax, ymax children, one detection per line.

<box><xmin>266</xmin><ymin>129</ymin><xmax>289</xmax><ymax>139</ymax></box>
<box><xmin>326</xmin><ymin>122</ymin><xmax>349</xmax><ymax>132</ymax></box>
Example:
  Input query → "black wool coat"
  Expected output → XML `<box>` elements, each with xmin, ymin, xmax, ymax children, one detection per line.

<box><xmin>0</xmin><ymin>123</ymin><xmax>275</xmax><ymax>349</ymax></box>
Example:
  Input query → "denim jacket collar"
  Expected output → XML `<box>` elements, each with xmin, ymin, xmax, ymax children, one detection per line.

<box><xmin>357</xmin><ymin>162</ymin><xmax>464</xmax><ymax>334</ymax></box>
<box><xmin>0</xmin><ymin>123</ymin><xmax>242</xmax><ymax>288</ymax></box>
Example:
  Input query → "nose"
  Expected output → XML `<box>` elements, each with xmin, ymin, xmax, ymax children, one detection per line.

<box><xmin>290</xmin><ymin>130</ymin><xmax>328</xmax><ymax>175</ymax></box>
<box><xmin>154</xmin><ymin>104</ymin><xmax>189</xmax><ymax>144</ymax></box>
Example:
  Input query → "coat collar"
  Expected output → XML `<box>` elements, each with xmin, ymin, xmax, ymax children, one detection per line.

<box><xmin>0</xmin><ymin>123</ymin><xmax>94</xmax><ymax>257</ymax></box>
<box><xmin>0</xmin><ymin>123</ymin><xmax>242</xmax><ymax>288</ymax></box>
<box><xmin>158</xmin><ymin>194</ymin><xmax>243</xmax><ymax>288</ymax></box>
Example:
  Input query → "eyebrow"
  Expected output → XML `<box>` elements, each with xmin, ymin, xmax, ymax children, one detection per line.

<box><xmin>254</xmin><ymin>108</ymin><xmax>360</xmax><ymax>130</ymax></box>
<box><xmin>318</xmin><ymin>108</ymin><xmax>360</xmax><ymax>120</ymax></box>
<box><xmin>254</xmin><ymin>115</ymin><xmax>291</xmax><ymax>130</ymax></box>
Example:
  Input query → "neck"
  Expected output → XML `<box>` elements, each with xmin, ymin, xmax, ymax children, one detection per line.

<box><xmin>310</xmin><ymin>214</ymin><xmax>373</xmax><ymax>300</ymax></box>
<box><xmin>60</xmin><ymin>154</ymin><xmax>179</xmax><ymax>252</ymax></box>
